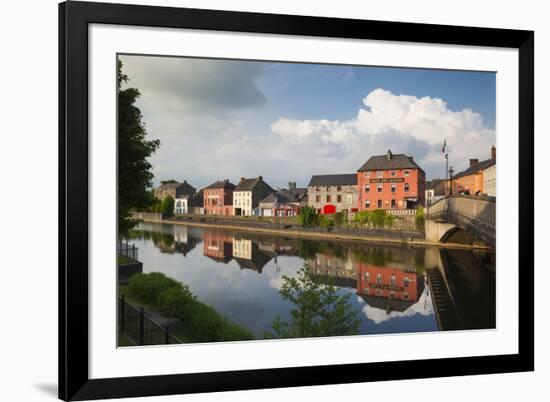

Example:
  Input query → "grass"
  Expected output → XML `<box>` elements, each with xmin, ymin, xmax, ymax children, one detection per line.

<box><xmin>119</xmin><ymin>273</ymin><xmax>255</xmax><ymax>343</ymax></box>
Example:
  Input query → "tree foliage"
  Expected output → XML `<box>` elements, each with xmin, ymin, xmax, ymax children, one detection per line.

<box><xmin>266</xmin><ymin>265</ymin><xmax>361</xmax><ymax>339</ymax></box>
<box><xmin>298</xmin><ymin>206</ymin><xmax>319</xmax><ymax>227</ymax></box>
<box><xmin>118</xmin><ymin>60</ymin><xmax>160</xmax><ymax>234</ymax></box>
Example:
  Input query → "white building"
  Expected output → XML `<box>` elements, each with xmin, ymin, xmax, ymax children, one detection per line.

<box><xmin>174</xmin><ymin>197</ymin><xmax>189</xmax><ymax>214</ymax></box>
<box><xmin>233</xmin><ymin>176</ymin><xmax>274</xmax><ymax>216</ymax></box>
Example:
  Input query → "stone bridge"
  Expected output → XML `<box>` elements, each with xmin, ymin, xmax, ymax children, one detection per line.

<box><xmin>425</xmin><ymin>195</ymin><xmax>496</xmax><ymax>248</ymax></box>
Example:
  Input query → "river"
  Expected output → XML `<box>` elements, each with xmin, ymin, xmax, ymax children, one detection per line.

<box><xmin>123</xmin><ymin>222</ymin><xmax>495</xmax><ymax>339</ymax></box>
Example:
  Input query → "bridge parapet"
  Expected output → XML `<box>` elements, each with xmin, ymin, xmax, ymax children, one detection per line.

<box><xmin>426</xmin><ymin>195</ymin><xmax>495</xmax><ymax>247</ymax></box>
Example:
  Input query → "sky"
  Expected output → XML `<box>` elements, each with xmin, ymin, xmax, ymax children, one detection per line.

<box><xmin>119</xmin><ymin>54</ymin><xmax>496</xmax><ymax>190</ymax></box>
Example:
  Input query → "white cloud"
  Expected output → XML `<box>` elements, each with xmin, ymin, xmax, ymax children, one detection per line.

<box><xmin>358</xmin><ymin>286</ymin><xmax>434</xmax><ymax>325</ymax></box>
<box><xmin>270</xmin><ymin>88</ymin><xmax>495</xmax><ymax>179</ymax></box>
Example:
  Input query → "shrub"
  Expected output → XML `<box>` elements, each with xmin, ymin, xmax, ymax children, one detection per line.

<box><xmin>126</xmin><ymin>272</ymin><xmax>181</xmax><ymax>306</ymax></box>
<box><xmin>298</xmin><ymin>206</ymin><xmax>319</xmax><ymax>227</ymax></box>
<box><xmin>354</xmin><ymin>210</ymin><xmax>370</xmax><ymax>225</ymax></box>
<box><xmin>384</xmin><ymin>213</ymin><xmax>395</xmax><ymax>228</ymax></box>
<box><xmin>334</xmin><ymin>211</ymin><xmax>347</xmax><ymax>226</ymax></box>
<box><xmin>318</xmin><ymin>215</ymin><xmax>335</xmax><ymax>228</ymax></box>
<box><xmin>370</xmin><ymin>209</ymin><xmax>387</xmax><ymax>227</ymax></box>
<box><xmin>160</xmin><ymin>196</ymin><xmax>174</xmax><ymax>218</ymax></box>
<box><xmin>157</xmin><ymin>286</ymin><xmax>195</xmax><ymax>318</ymax></box>
<box><xmin>415</xmin><ymin>207</ymin><xmax>425</xmax><ymax>230</ymax></box>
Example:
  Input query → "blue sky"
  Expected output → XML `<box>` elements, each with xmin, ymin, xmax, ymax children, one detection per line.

<box><xmin>119</xmin><ymin>55</ymin><xmax>496</xmax><ymax>189</ymax></box>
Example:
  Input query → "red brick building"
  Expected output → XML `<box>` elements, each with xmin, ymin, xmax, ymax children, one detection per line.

<box><xmin>357</xmin><ymin>150</ymin><xmax>426</xmax><ymax>210</ymax></box>
<box><xmin>203</xmin><ymin>179</ymin><xmax>236</xmax><ymax>216</ymax></box>
<box><xmin>356</xmin><ymin>263</ymin><xmax>420</xmax><ymax>302</ymax></box>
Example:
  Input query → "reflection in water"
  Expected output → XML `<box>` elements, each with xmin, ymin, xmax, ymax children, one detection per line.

<box><xmin>125</xmin><ymin>223</ymin><xmax>495</xmax><ymax>337</ymax></box>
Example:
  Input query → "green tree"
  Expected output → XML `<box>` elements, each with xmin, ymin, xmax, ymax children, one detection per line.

<box><xmin>266</xmin><ymin>265</ymin><xmax>360</xmax><ymax>338</ymax></box>
<box><xmin>160</xmin><ymin>196</ymin><xmax>175</xmax><ymax>218</ymax></box>
<box><xmin>118</xmin><ymin>60</ymin><xmax>160</xmax><ymax>234</ymax></box>
<box><xmin>298</xmin><ymin>206</ymin><xmax>319</xmax><ymax>227</ymax></box>
<box><xmin>415</xmin><ymin>207</ymin><xmax>425</xmax><ymax>230</ymax></box>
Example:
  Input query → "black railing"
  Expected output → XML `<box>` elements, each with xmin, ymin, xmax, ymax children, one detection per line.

<box><xmin>118</xmin><ymin>241</ymin><xmax>139</xmax><ymax>264</ymax></box>
<box><xmin>118</xmin><ymin>295</ymin><xmax>182</xmax><ymax>346</ymax></box>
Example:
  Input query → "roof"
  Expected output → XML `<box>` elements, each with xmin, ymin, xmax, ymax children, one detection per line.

<box><xmin>453</xmin><ymin>158</ymin><xmax>496</xmax><ymax>180</ymax></box>
<box><xmin>357</xmin><ymin>153</ymin><xmax>424</xmax><ymax>173</ymax></box>
<box><xmin>156</xmin><ymin>181</ymin><xmax>196</xmax><ymax>194</ymax></box>
<box><xmin>260</xmin><ymin>192</ymin><xmax>291</xmax><ymax>204</ymax></box>
<box><xmin>204</xmin><ymin>179</ymin><xmax>236</xmax><ymax>190</ymax></box>
<box><xmin>235</xmin><ymin>177</ymin><xmax>274</xmax><ymax>192</ymax></box>
<box><xmin>308</xmin><ymin>174</ymin><xmax>357</xmax><ymax>187</ymax></box>
<box><xmin>279</xmin><ymin>187</ymin><xmax>307</xmax><ymax>202</ymax></box>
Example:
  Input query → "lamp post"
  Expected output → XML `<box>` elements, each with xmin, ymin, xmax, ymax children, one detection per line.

<box><xmin>449</xmin><ymin>166</ymin><xmax>454</xmax><ymax>195</ymax></box>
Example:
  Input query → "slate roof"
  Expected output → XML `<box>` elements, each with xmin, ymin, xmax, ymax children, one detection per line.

<box><xmin>357</xmin><ymin>153</ymin><xmax>424</xmax><ymax>173</ymax></box>
<box><xmin>204</xmin><ymin>179</ymin><xmax>236</xmax><ymax>190</ymax></box>
<box><xmin>260</xmin><ymin>192</ymin><xmax>291</xmax><ymax>205</ymax></box>
<box><xmin>279</xmin><ymin>187</ymin><xmax>307</xmax><ymax>202</ymax></box>
<box><xmin>308</xmin><ymin>174</ymin><xmax>357</xmax><ymax>187</ymax></box>
<box><xmin>452</xmin><ymin>158</ymin><xmax>496</xmax><ymax>180</ymax></box>
<box><xmin>235</xmin><ymin>177</ymin><xmax>274</xmax><ymax>192</ymax></box>
<box><xmin>156</xmin><ymin>180</ymin><xmax>196</xmax><ymax>195</ymax></box>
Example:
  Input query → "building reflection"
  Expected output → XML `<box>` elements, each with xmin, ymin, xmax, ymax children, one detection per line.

<box><xmin>233</xmin><ymin>237</ymin><xmax>273</xmax><ymax>273</ymax></box>
<box><xmin>203</xmin><ymin>230</ymin><xmax>234</xmax><ymax>263</ymax></box>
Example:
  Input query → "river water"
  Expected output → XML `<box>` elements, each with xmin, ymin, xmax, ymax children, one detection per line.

<box><xmin>123</xmin><ymin>222</ymin><xmax>495</xmax><ymax>339</ymax></box>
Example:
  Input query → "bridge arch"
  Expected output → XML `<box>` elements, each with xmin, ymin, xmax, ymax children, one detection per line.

<box><xmin>439</xmin><ymin>226</ymin><xmax>474</xmax><ymax>245</ymax></box>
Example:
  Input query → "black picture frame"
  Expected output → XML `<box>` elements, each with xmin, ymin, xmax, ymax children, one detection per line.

<box><xmin>59</xmin><ymin>1</ymin><xmax>534</xmax><ymax>400</ymax></box>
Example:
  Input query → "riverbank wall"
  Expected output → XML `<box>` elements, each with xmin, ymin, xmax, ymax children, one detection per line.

<box><xmin>138</xmin><ymin>214</ymin><xmax>491</xmax><ymax>250</ymax></box>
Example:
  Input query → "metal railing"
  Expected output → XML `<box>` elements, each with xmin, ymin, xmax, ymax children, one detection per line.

<box><xmin>118</xmin><ymin>241</ymin><xmax>139</xmax><ymax>263</ymax></box>
<box><xmin>118</xmin><ymin>295</ymin><xmax>182</xmax><ymax>346</ymax></box>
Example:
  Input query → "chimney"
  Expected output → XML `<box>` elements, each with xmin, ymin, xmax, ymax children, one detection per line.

<box><xmin>240</xmin><ymin>177</ymin><xmax>245</xmax><ymax>182</ymax></box>
<box><xmin>491</xmin><ymin>146</ymin><xmax>496</xmax><ymax>161</ymax></box>
<box><xmin>289</xmin><ymin>181</ymin><xmax>296</xmax><ymax>190</ymax></box>
<box><xmin>387</xmin><ymin>150</ymin><xmax>392</xmax><ymax>160</ymax></box>
<box><xmin>469</xmin><ymin>158</ymin><xmax>479</xmax><ymax>167</ymax></box>
<box><xmin>258</xmin><ymin>176</ymin><xmax>263</xmax><ymax>181</ymax></box>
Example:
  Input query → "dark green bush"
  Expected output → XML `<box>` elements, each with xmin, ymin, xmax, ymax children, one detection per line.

<box><xmin>298</xmin><ymin>206</ymin><xmax>319</xmax><ymax>227</ymax></box>
<box><xmin>157</xmin><ymin>286</ymin><xmax>195</xmax><ymax>318</ymax></box>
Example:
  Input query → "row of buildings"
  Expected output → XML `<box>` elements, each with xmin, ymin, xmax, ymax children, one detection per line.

<box><xmin>425</xmin><ymin>146</ymin><xmax>496</xmax><ymax>206</ymax></box>
<box><xmin>154</xmin><ymin>147</ymin><xmax>496</xmax><ymax>216</ymax></box>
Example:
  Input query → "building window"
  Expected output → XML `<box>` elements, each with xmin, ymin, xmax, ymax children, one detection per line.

<box><xmin>391</xmin><ymin>199</ymin><xmax>396</xmax><ymax>208</ymax></box>
<box><xmin>391</xmin><ymin>170</ymin><xmax>396</xmax><ymax>177</ymax></box>
<box><xmin>365</xmin><ymin>200</ymin><xmax>370</xmax><ymax>208</ymax></box>
<box><xmin>390</xmin><ymin>275</ymin><xmax>397</xmax><ymax>286</ymax></box>
<box><xmin>316</xmin><ymin>187</ymin><xmax>320</xmax><ymax>191</ymax></box>
<box><xmin>326</xmin><ymin>186</ymin><xmax>331</xmax><ymax>191</ymax></box>
<box><xmin>347</xmin><ymin>194</ymin><xmax>353</xmax><ymax>204</ymax></box>
<box><xmin>366</xmin><ymin>172</ymin><xmax>370</xmax><ymax>178</ymax></box>
<box><xmin>377</xmin><ymin>171</ymin><xmax>383</xmax><ymax>178</ymax></box>
<box><xmin>337</xmin><ymin>195</ymin><xmax>342</xmax><ymax>202</ymax></box>
<box><xmin>377</xmin><ymin>199</ymin><xmax>382</xmax><ymax>208</ymax></box>
<box><xmin>364</xmin><ymin>272</ymin><xmax>370</xmax><ymax>281</ymax></box>
<box><xmin>404</xmin><ymin>183</ymin><xmax>409</xmax><ymax>192</ymax></box>
<box><xmin>326</xmin><ymin>195</ymin><xmax>331</xmax><ymax>203</ymax></box>
<box><xmin>337</xmin><ymin>186</ymin><xmax>342</xmax><ymax>191</ymax></box>
<box><xmin>365</xmin><ymin>184</ymin><xmax>370</xmax><ymax>193</ymax></box>
<box><xmin>316</xmin><ymin>195</ymin><xmax>320</xmax><ymax>202</ymax></box>
<box><xmin>376</xmin><ymin>273</ymin><xmax>383</xmax><ymax>285</ymax></box>
<box><xmin>404</xmin><ymin>277</ymin><xmax>410</xmax><ymax>287</ymax></box>
<box><xmin>391</xmin><ymin>184</ymin><xmax>396</xmax><ymax>193</ymax></box>
<box><xmin>377</xmin><ymin>184</ymin><xmax>383</xmax><ymax>193</ymax></box>
<box><xmin>404</xmin><ymin>170</ymin><xmax>410</xmax><ymax>177</ymax></box>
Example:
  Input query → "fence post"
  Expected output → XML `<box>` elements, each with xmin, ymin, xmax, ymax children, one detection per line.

<box><xmin>139</xmin><ymin>307</ymin><xmax>145</xmax><ymax>345</ymax></box>
<box><xmin>119</xmin><ymin>295</ymin><xmax>125</xmax><ymax>334</ymax></box>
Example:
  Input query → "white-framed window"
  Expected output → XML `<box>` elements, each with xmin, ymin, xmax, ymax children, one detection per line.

<box><xmin>391</xmin><ymin>170</ymin><xmax>396</xmax><ymax>176</ymax></box>
<box><xmin>346</xmin><ymin>194</ymin><xmax>353</xmax><ymax>204</ymax></box>
<box><xmin>365</xmin><ymin>184</ymin><xmax>370</xmax><ymax>193</ymax></box>
<box><xmin>377</xmin><ymin>171</ymin><xmax>383</xmax><ymax>178</ymax></box>
<box><xmin>404</xmin><ymin>183</ymin><xmax>410</xmax><ymax>192</ymax></box>
<box><xmin>391</xmin><ymin>184</ymin><xmax>396</xmax><ymax>193</ymax></box>
<box><xmin>377</xmin><ymin>184</ymin><xmax>383</xmax><ymax>193</ymax></box>
<box><xmin>404</xmin><ymin>170</ymin><xmax>410</xmax><ymax>177</ymax></box>
<box><xmin>365</xmin><ymin>200</ymin><xmax>370</xmax><ymax>208</ymax></box>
